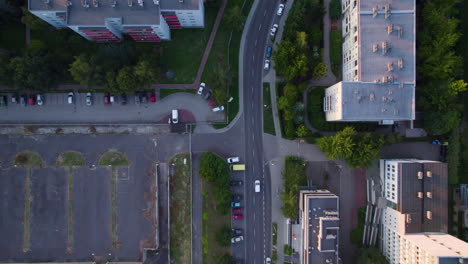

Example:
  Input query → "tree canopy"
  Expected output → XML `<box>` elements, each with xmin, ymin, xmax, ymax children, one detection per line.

<box><xmin>273</xmin><ymin>40</ymin><xmax>309</xmax><ymax>81</ymax></box>
<box><xmin>199</xmin><ymin>152</ymin><xmax>231</xmax><ymax>214</ymax></box>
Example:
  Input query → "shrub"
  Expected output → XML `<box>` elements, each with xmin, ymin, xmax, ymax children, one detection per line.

<box><xmin>281</xmin><ymin>157</ymin><xmax>307</xmax><ymax>219</ymax></box>
<box><xmin>329</xmin><ymin>0</ymin><xmax>341</xmax><ymax>19</ymax></box>
<box><xmin>447</xmin><ymin>129</ymin><xmax>460</xmax><ymax>184</ymax></box>
<box><xmin>284</xmin><ymin>244</ymin><xmax>293</xmax><ymax>256</ymax></box>
<box><xmin>215</xmin><ymin>226</ymin><xmax>231</xmax><ymax>247</ymax></box>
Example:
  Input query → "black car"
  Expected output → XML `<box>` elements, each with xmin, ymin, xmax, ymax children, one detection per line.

<box><xmin>232</xmin><ymin>194</ymin><xmax>242</xmax><ymax>201</ymax></box>
<box><xmin>121</xmin><ymin>94</ymin><xmax>127</xmax><ymax>105</ymax></box>
<box><xmin>141</xmin><ymin>92</ymin><xmax>148</xmax><ymax>103</ymax></box>
<box><xmin>20</xmin><ymin>94</ymin><xmax>27</xmax><ymax>106</ymax></box>
<box><xmin>203</xmin><ymin>89</ymin><xmax>213</xmax><ymax>100</ymax></box>
<box><xmin>0</xmin><ymin>95</ymin><xmax>7</xmax><ymax>107</ymax></box>
<box><xmin>232</xmin><ymin>228</ymin><xmax>243</xmax><ymax>236</ymax></box>
<box><xmin>230</xmin><ymin>180</ymin><xmax>243</xmax><ymax>187</ymax></box>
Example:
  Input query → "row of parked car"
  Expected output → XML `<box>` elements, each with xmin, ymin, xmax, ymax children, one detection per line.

<box><xmin>264</xmin><ymin>3</ymin><xmax>286</xmax><ymax>72</ymax></box>
<box><xmin>198</xmin><ymin>82</ymin><xmax>226</xmax><ymax>112</ymax></box>
<box><xmin>0</xmin><ymin>94</ymin><xmax>45</xmax><ymax>107</ymax></box>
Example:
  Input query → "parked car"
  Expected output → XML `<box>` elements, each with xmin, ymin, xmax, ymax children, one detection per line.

<box><xmin>141</xmin><ymin>92</ymin><xmax>148</xmax><ymax>103</ymax></box>
<box><xmin>255</xmin><ymin>180</ymin><xmax>261</xmax><ymax>192</ymax></box>
<box><xmin>28</xmin><ymin>95</ymin><xmax>35</xmax><ymax>105</ymax></box>
<box><xmin>231</xmin><ymin>201</ymin><xmax>241</xmax><ymax>208</ymax></box>
<box><xmin>232</xmin><ymin>214</ymin><xmax>243</xmax><ymax>220</ymax></box>
<box><xmin>264</xmin><ymin>60</ymin><xmax>271</xmax><ymax>71</ymax></box>
<box><xmin>36</xmin><ymin>94</ymin><xmax>43</xmax><ymax>106</ymax></box>
<box><xmin>277</xmin><ymin>4</ymin><xmax>285</xmax><ymax>16</ymax></box>
<box><xmin>198</xmin><ymin>82</ymin><xmax>205</xmax><ymax>95</ymax></box>
<box><xmin>172</xmin><ymin>109</ymin><xmax>179</xmax><ymax>124</ymax></box>
<box><xmin>0</xmin><ymin>96</ymin><xmax>6</xmax><ymax>107</ymax></box>
<box><xmin>265</xmin><ymin>46</ymin><xmax>272</xmax><ymax>58</ymax></box>
<box><xmin>11</xmin><ymin>94</ymin><xmax>18</xmax><ymax>104</ymax></box>
<box><xmin>232</xmin><ymin>229</ymin><xmax>243</xmax><ymax>236</ymax></box>
<box><xmin>231</xmin><ymin>235</ymin><xmax>244</xmax><ymax>243</ymax></box>
<box><xmin>227</xmin><ymin>157</ymin><xmax>240</xmax><ymax>163</ymax></box>
<box><xmin>230</xmin><ymin>180</ymin><xmax>243</xmax><ymax>187</ymax></box>
<box><xmin>270</xmin><ymin>24</ymin><xmax>279</xmax><ymax>37</ymax></box>
<box><xmin>86</xmin><ymin>93</ymin><xmax>93</xmax><ymax>106</ymax></box>
<box><xmin>203</xmin><ymin>89</ymin><xmax>212</xmax><ymax>100</ymax></box>
<box><xmin>266</xmin><ymin>257</ymin><xmax>272</xmax><ymax>264</ymax></box>
<box><xmin>232</xmin><ymin>208</ymin><xmax>243</xmax><ymax>214</ymax></box>
<box><xmin>212</xmin><ymin>106</ymin><xmax>225</xmax><ymax>112</ymax></box>
<box><xmin>110</xmin><ymin>94</ymin><xmax>116</xmax><ymax>104</ymax></box>
<box><xmin>150</xmin><ymin>92</ymin><xmax>156</xmax><ymax>102</ymax></box>
<box><xmin>104</xmin><ymin>93</ymin><xmax>110</xmax><ymax>104</ymax></box>
<box><xmin>20</xmin><ymin>94</ymin><xmax>27</xmax><ymax>106</ymax></box>
<box><xmin>135</xmin><ymin>93</ymin><xmax>141</xmax><ymax>105</ymax></box>
<box><xmin>121</xmin><ymin>94</ymin><xmax>127</xmax><ymax>105</ymax></box>
<box><xmin>232</xmin><ymin>194</ymin><xmax>242</xmax><ymax>201</ymax></box>
<box><xmin>67</xmin><ymin>92</ymin><xmax>74</xmax><ymax>104</ymax></box>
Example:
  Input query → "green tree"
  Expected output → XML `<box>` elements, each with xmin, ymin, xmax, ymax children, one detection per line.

<box><xmin>296</xmin><ymin>124</ymin><xmax>309</xmax><ymax>137</ymax></box>
<box><xmin>0</xmin><ymin>0</ymin><xmax>22</xmax><ymax>25</ymax></box>
<box><xmin>69</xmin><ymin>55</ymin><xmax>94</xmax><ymax>87</ymax></box>
<box><xmin>105</xmin><ymin>70</ymin><xmax>118</xmax><ymax>90</ymax></box>
<box><xmin>20</xmin><ymin>7</ymin><xmax>48</xmax><ymax>30</ymax></box>
<box><xmin>357</xmin><ymin>247</ymin><xmax>389</xmax><ymax>264</ymax></box>
<box><xmin>224</xmin><ymin>5</ymin><xmax>246</xmax><ymax>31</ymax></box>
<box><xmin>273</xmin><ymin>40</ymin><xmax>309</xmax><ymax>81</ymax></box>
<box><xmin>309</xmin><ymin>27</ymin><xmax>323</xmax><ymax>46</ymax></box>
<box><xmin>312</xmin><ymin>62</ymin><xmax>327</xmax><ymax>78</ymax></box>
<box><xmin>277</xmin><ymin>96</ymin><xmax>290</xmax><ymax>110</ymax></box>
<box><xmin>317</xmin><ymin>126</ymin><xmax>356</xmax><ymax>160</ymax></box>
<box><xmin>215</xmin><ymin>226</ymin><xmax>231</xmax><ymax>247</ymax></box>
<box><xmin>213</xmin><ymin>88</ymin><xmax>229</xmax><ymax>105</ymax></box>
<box><xmin>9</xmin><ymin>53</ymin><xmax>59</xmax><ymax>90</ymax></box>
<box><xmin>283</xmin><ymin>83</ymin><xmax>299</xmax><ymax>104</ymax></box>
<box><xmin>296</xmin><ymin>31</ymin><xmax>308</xmax><ymax>51</ymax></box>
<box><xmin>0</xmin><ymin>53</ymin><xmax>12</xmax><ymax>85</ymax></box>
<box><xmin>424</xmin><ymin>110</ymin><xmax>460</xmax><ymax>135</ymax></box>
<box><xmin>219</xmin><ymin>254</ymin><xmax>233</xmax><ymax>264</ymax></box>
<box><xmin>281</xmin><ymin>157</ymin><xmax>307</xmax><ymax>218</ymax></box>
<box><xmin>346</xmin><ymin>133</ymin><xmax>384</xmax><ymax>169</ymax></box>
<box><xmin>116</xmin><ymin>67</ymin><xmax>137</xmax><ymax>93</ymax></box>
<box><xmin>329</xmin><ymin>0</ymin><xmax>341</xmax><ymax>19</ymax></box>
<box><xmin>134</xmin><ymin>59</ymin><xmax>159</xmax><ymax>87</ymax></box>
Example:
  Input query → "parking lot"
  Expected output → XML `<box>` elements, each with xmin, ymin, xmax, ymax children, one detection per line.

<box><xmin>0</xmin><ymin>133</ymin><xmax>188</xmax><ymax>262</ymax></box>
<box><xmin>0</xmin><ymin>92</ymin><xmax>224</xmax><ymax>124</ymax></box>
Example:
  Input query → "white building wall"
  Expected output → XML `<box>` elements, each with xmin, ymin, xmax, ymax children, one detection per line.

<box><xmin>152</xmin><ymin>16</ymin><xmax>171</xmax><ymax>40</ymax></box>
<box><xmin>174</xmin><ymin>8</ymin><xmax>204</xmax><ymax>27</ymax></box>
<box><xmin>68</xmin><ymin>25</ymin><xmax>92</xmax><ymax>40</ymax></box>
<box><xmin>342</xmin><ymin>2</ymin><xmax>359</xmax><ymax>82</ymax></box>
<box><xmin>104</xmin><ymin>18</ymin><xmax>124</xmax><ymax>39</ymax></box>
<box><xmin>324</xmin><ymin>82</ymin><xmax>343</xmax><ymax>121</ymax></box>
<box><xmin>30</xmin><ymin>10</ymin><xmax>67</xmax><ymax>28</ymax></box>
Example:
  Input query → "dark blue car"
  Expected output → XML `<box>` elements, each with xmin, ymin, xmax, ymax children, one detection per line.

<box><xmin>265</xmin><ymin>46</ymin><xmax>272</xmax><ymax>58</ymax></box>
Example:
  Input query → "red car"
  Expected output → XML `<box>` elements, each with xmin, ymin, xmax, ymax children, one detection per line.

<box><xmin>232</xmin><ymin>214</ymin><xmax>243</xmax><ymax>220</ymax></box>
<box><xmin>103</xmin><ymin>93</ymin><xmax>110</xmax><ymax>104</ymax></box>
<box><xmin>232</xmin><ymin>208</ymin><xmax>243</xmax><ymax>214</ymax></box>
<box><xmin>28</xmin><ymin>95</ymin><xmax>35</xmax><ymax>105</ymax></box>
<box><xmin>150</xmin><ymin>92</ymin><xmax>156</xmax><ymax>102</ymax></box>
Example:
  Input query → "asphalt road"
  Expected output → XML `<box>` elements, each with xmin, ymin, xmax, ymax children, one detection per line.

<box><xmin>241</xmin><ymin>0</ymin><xmax>280</xmax><ymax>263</ymax></box>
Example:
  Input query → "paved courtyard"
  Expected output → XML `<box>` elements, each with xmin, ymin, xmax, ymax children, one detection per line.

<box><xmin>0</xmin><ymin>134</ymin><xmax>188</xmax><ymax>262</ymax></box>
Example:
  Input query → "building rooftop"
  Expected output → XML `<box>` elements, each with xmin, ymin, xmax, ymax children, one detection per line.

<box><xmin>159</xmin><ymin>0</ymin><xmax>199</xmax><ymax>11</ymax></box>
<box><xmin>29</xmin><ymin>0</ymin><xmax>68</xmax><ymax>11</ymax></box>
<box><xmin>340</xmin><ymin>82</ymin><xmax>415</xmax><ymax>121</ymax></box>
<box><xmin>358</xmin><ymin>0</ymin><xmax>416</xmax><ymax>83</ymax></box>
<box><xmin>404</xmin><ymin>234</ymin><xmax>468</xmax><ymax>260</ymax></box>
<box><xmin>397</xmin><ymin>161</ymin><xmax>448</xmax><ymax>234</ymax></box>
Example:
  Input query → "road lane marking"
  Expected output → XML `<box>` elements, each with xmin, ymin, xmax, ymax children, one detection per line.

<box><xmin>264</xmin><ymin>10</ymin><xmax>267</xmax><ymax>16</ymax></box>
<box><xmin>258</xmin><ymin>24</ymin><xmax>262</xmax><ymax>31</ymax></box>
<box><xmin>255</xmin><ymin>39</ymin><xmax>258</xmax><ymax>47</ymax></box>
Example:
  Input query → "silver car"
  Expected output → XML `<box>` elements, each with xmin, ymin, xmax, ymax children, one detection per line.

<box><xmin>86</xmin><ymin>93</ymin><xmax>92</xmax><ymax>106</ymax></box>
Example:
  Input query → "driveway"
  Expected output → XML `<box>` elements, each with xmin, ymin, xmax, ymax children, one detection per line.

<box><xmin>0</xmin><ymin>93</ymin><xmax>223</xmax><ymax>124</ymax></box>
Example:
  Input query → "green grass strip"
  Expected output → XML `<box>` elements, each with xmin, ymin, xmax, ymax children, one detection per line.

<box><xmin>23</xmin><ymin>169</ymin><xmax>31</xmax><ymax>252</ymax></box>
<box><xmin>111</xmin><ymin>167</ymin><xmax>118</xmax><ymax>248</ymax></box>
<box><xmin>67</xmin><ymin>167</ymin><xmax>74</xmax><ymax>253</ymax></box>
<box><xmin>263</xmin><ymin>83</ymin><xmax>276</xmax><ymax>135</ymax></box>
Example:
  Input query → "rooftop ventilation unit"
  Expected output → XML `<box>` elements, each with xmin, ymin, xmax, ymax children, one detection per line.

<box><xmin>179</xmin><ymin>0</ymin><xmax>184</xmax><ymax>3</ymax></box>
<box><xmin>81</xmin><ymin>0</ymin><xmax>90</xmax><ymax>8</ymax></box>
<box><xmin>138</xmin><ymin>0</ymin><xmax>144</xmax><ymax>6</ymax></box>
<box><xmin>381</xmin><ymin>76</ymin><xmax>388</xmax><ymax>83</ymax></box>
<box><xmin>372</xmin><ymin>7</ymin><xmax>378</xmax><ymax>18</ymax></box>
<box><xmin>398</xmin><ymin>26</ymin><xmax>404</xmax><ymax>38</ymax></box>
<box><xmin>418</xmin><ymin>192</ymin><xmax>423</xmax><ymax>199</ymax></box>
<box><xmin>93</xmin><ymin>0</ymin><xmax>98</xmax><ymax>7</ymax></box>
<box><xmin>406</xmin><ymin>214</ymin><xmax>412</xmax><ymax>223</ymax></box>
<box><xmin>398</xmin><ymin>58</ymin><xmax>404</xmax><ymax>69</ymax></box>
<box><xmin>387</xmin><ymin>62</ymin><xmax>393</xmax><ymax>72</ymax></box>
<box><xmin>426</xmin><ymin>171</ymin><xmax>432</xmax><ymax>177</ymax></box>
<box><xmin>382</xmin><ymin>41</ymin><xmax>388</xmax><ymax>55</ymax></box>
<box><xmin>384</xmin><ymin>4</ymin><xmax>391</xmax><ymax>19</ymax></box>
<box><xmin>387</xmin><ymin>24</ymin><xmax>393</xmax><ymax>34</ymax></box>
<box><xmin>44</xmin><ymin>0</ymin><xmax>50</xmax><ymax>4</ymax></box>
<box><xmin>418</xmin><ymin>171</ymin><xmax>423</xmax><ymax>179</ymax></box>
<box><xmin>426</xmin><ymin>210</ymin><xmax>432</xmax><ymax>220</ymax></box>
<box><xmin>427</xmin><ymin>192</ymin><xmax>432</xmax><ymax>199</ymax></box>
<box><xmin>373</xmin><ymin>44</ymin><xmax>378</xmax><ymax>52</ymax></box>
<box><xmin>153</xmin><ymin>0</ymin><xmax>159</xmax><ymax>4</ymax></box>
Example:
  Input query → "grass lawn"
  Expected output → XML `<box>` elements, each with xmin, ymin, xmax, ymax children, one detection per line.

<box><xmin>350</xmin><ymin>206</ymin><xmax>366</xmax><ymax>245</ymax></box>
<box><xmin>13</xmin><ymin>151</ymin><xmax>43</xmax><ymax>167</ymax></box>
<box><xmin>205</xmin><ymin>0</ymin><xmax>255</xmax><ymax>129</ymax></box>
<box><xmin>330</xmin><ymin>30</ymin><xmax>342</xmax><ymax>78</ymax></box>
<box><xmin>56</xmin><ymin>151</ymin><xmax>85</xmax><ymax>166</ymax></box>
<box><xmin>0</xmin><ymin>24</ymin><xmax>25</xmax><ymax>53</ymax></box>
<box><xmin>160</xmin><ymin>88</ymin><xmax>197</xmax><ymax>99</ymax></box>
<box><xmin>170</xmin><ymin>153</ymin><xmax>192</xmax><ymax>264</ymax></box>
<box><xmin>98</xmin><ymin>151</ymin><xmax>129</xmax><ymax>166</ymax></box>
<box><xmin>202</xmin><ymin>181</ymin><xmax>231</xmax><ymax>264</ymax></box>
<box><xmin>263</xmin><ymin>83</ymin><xmax>276</xmax><ymax>135</ymax></box>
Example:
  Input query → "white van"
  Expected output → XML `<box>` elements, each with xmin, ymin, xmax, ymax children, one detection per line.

<box><xmin>172</xmin><ymin>109</ymin><xmax>179</xmax><ymax>124</ymax></box>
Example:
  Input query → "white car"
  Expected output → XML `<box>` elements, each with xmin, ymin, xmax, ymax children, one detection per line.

<box><xmin>270</xmin><ymin>24</ymin><xmax>279</xmax><ymax>37</ymax></box>
<box><xmin>231</xmin><ymin>235</ymin><xmax>244</xmax><ymax>244</ymax></box>
<box><xmin>255</xmin><ymin>180</ymin><xmax>261</xmax><ymax>193</ymax></box>
<box><xmin>264</xmin><ymin>60</ymin><xmax>270</xmax><ymax>71</ymax></box>
<box><xmin>36</xmin><ymin>94</ymin><xmax>43</xmax><ymax>106</ymax></box>
<box><xmin>266</xmin><ymin>257</ymin><xmax>272</xmax><ymax>264</ymax></box>
<box><xmin>212</xmin><ymin>106</ymin><xmax>225</xmax><ymax>112</ymax></box>
<box><xmin>86</xmin><ymin>92</ymin><xmax>92</xmax><ymax>106</ymax></box>
<box><xmin>67</xmin><ymin>92</ymin><xmax>74</xmax><ymax>104</ymax></box>
<box><xmin>172</xmin><ymin>109</ymin><xmax>179</xmax><ymax>124</ymax></box>
<box><xmin>277</xmin><ymin>4</ymin><xmax>285</xmax><ymax>16</ymax></box>
<box><xmin>197</xmin><ymin>82</ymin><xmax>205</xmax><ymax>95</ymax></box>
<box><xmin>227</xmin><ymin>157</ymin><xmax>240</xmax><ymax>164</ymax></box>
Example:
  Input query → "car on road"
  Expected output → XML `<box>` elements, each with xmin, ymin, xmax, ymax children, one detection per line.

<box><xmin>0</xmin><ymin>96</ymin><xmax>6</xmax><ymax>107</ymax></box>
<box><xmin>212</xmin><ymin>106</ymin><xmax>224</xmax><ymax>112</ymax></box>
<box><xmin>255</xmin><ymin>180</ymin><xmax>261</xmax><ymax>192</ymax></box>
<box><xmin>264</xmin><ymin>60</ymin><xmax>271</xmax><ymax>71</ymax></box>
<box><xmin>172</xmin><ymin>109</ymin><xmax>179</xmax><ymax>124</ymax></box>
<box><xmin>231</xmin><ymin>235</ymin><xmax>244</xmax><ymax>243</ymax></box>
<box><xmin>150</xmin><ymin>92</ymin><xmax>156</xmax><ymax>102</ymax></box>
<box><xmin>86</xmin><ymin>93</ymin><xmax>92</xmax><ymax>106</ymax></box>
<box><xmin>20</xmin><ymin>94</ymin><xmax>27</xmax><ymax>106</ymax></box>
<box><xmin>232</xmin><ymin>208</ymin><xmax>243</xmax><ymax>214</ymax></box>
<box><xmin>230</xmin><ymin>180</ymin><xmax>243</xmax><ymax>187</ymax></box>
<box><xmin>121</xmin><ymin>94</ymin><xmax>127</xmax><ymax>105</ymax></box>
<box><xmin>266</xmin><ymin>257</ymin><xmax>272</xmax><ymax>264</ymax></box>
<box><xmin>231</xmin><ymin>201</ymin><xmax>241</xmax><ymax>208</ymax></box>
<box><xmin>232</xmin><ymin>194</ymin><xmax>242</xmax><ymax>201</ymax></box>
<box><xmin>36</xmin><ymin>94</ymin><xmax>44</xmax><ymax>106</ymax></box>
<box><xmin>232</xmin><ymin>228</ymin><xmax>243</xmax><ymax>236</ymax></box>
<box><xmin>265</xmin><ymin>46</ymin><xmax>272</xmax><ymax>58</ymax></box>
<box><xmin>67</xmin><ymin>92</ymin><xmax>74</xmax><ymax>104</ymax></box>
<box><xmin>11</xmin><ymin>94</ymin><xmax>18</xmax><ymax>104</ymax></box>
<box><xmin>277</xmin><ymin>4</ymin><xmax>285</xmax><ymax>16</ymax></box>
<box><xmin>104</xmin><ymin>93</ymin><xmax>111</xmax><ymax>104</ymax></box>
<box><xmin>135</xmin><ymin>93</ymin><xmax>141</xmax><ymax>105</ymax></box>
<box><xmin>198</xmin><ymin>82</ymin><xmax>205</xmax><ymax>95</ymax></box>
<box><xmin>227</xmin><ymin>157</ymin><xmax>240</xmax><ymax>163</ymax></box>
<box><xmin>232</xmin><ymin>214</ymin><xmax>243</xmax><ymax>220</ymax></box>
<box><xmin>270</xmin><ymin>24</ymin><xmax>279</xmax><ymax>37</ymax></box>
<box><xmin>28</xmin><ymin>95</ymin><xmax>35</xmax><ymax>105</ymax></box>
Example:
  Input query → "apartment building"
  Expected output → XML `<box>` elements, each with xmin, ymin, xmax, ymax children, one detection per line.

<box><xmin>28</xmin><ymin>0</ymin><xmax>204</xmax><ymax>42</ymax></box>
<box><xmin>299</xmin><ymin>189</ymin><xmax>340</xmax><ymax>264</ymax></box>
<box><xmin>324</xmin><ymin>0</ymin><xmax>416</xmax><ymax>124</ymax></box>
<box><xmin>379</xmin><ymin>159</ymin><xmax>468</xmax><ymax>264</ymax></box>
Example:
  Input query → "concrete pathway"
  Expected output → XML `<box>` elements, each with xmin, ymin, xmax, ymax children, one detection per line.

<box><xmin>269</xmin><ymin>157</ymin><xmax>287</xmax><ymax>263</ymax></box>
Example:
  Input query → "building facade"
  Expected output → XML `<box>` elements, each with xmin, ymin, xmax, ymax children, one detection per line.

<box><xmin>324</xmin><ymin>0</ymin><xmax>416</xmax><ymax>124</ymax></box>
<box><xmin>379</xmin><ymin>159</ymin><xmax>468</xmax><ymax>264</ymax></box>
<box><xmin>299</xmin><ymin>189</ymin><xmax>340</xmax><ymax>264</ymax></box>
<box><xmin>28</xmin><ymin>0</ymin><xmax>204</xmax><ymax>42</ymax></box>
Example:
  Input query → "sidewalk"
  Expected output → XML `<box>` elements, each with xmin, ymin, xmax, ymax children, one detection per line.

<box><xmin>269</xmin><ymin>157</ymin><xmax>288</xmax><ymax>263</ymax></box>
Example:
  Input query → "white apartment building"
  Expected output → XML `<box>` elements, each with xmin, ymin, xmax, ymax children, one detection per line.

<box><xmin>29</xmin><ymin>0</ymin><xmax>204</xmax><ymax>42</ymax></box>
<box><xmin>324</xmin><ymin>0</ymin><xmax>416</xmax><ymax>124</ymax></box>
<box><xmin>379</xmin><ymin>159</ymin><xmax>468</xmax><ymax>264</ymax></box>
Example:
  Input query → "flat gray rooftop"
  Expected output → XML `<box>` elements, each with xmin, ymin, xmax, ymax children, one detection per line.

<box><xmin>359</xmin><ymin>0</ymin><xmax>415</xmax><ymax>12</ymax></box>
<box><xmin>159</xmin><ymin>0</ymin><xmax>199</xmax><ymax>11</ymax></box>
<box><xmin>68</xmin><ymin>0</ymin><xmax>160</xmax><ymax>26</ymax></box>
<box><xmin>29</xmin><ymin>0</ymin><xmax>68</xmax><ymax>11</ymax></box>
<box><xmin>341</xmin><ymin>82</ymin><xmax>415</xmax><ymax>121</ymax></box>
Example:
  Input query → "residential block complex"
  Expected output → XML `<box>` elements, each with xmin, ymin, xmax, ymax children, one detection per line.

<box><xmin>379</xmin><ymin>159</ymin><xmax>468</xmax><ymax>264</ymax></box>
<box><xmin>299</xmin><ymin>189</ymin><xmax>340</xmax><ymax>264</ymax></box>
<box><xmin>324</xmin><ymin>0</ymin><xmax>416</xmax><ymax>124</ymax></box>
<box><xmin>28</xmin><ymin>0</ymin><xmax>204</xmax><ymax>42</ymax></box>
